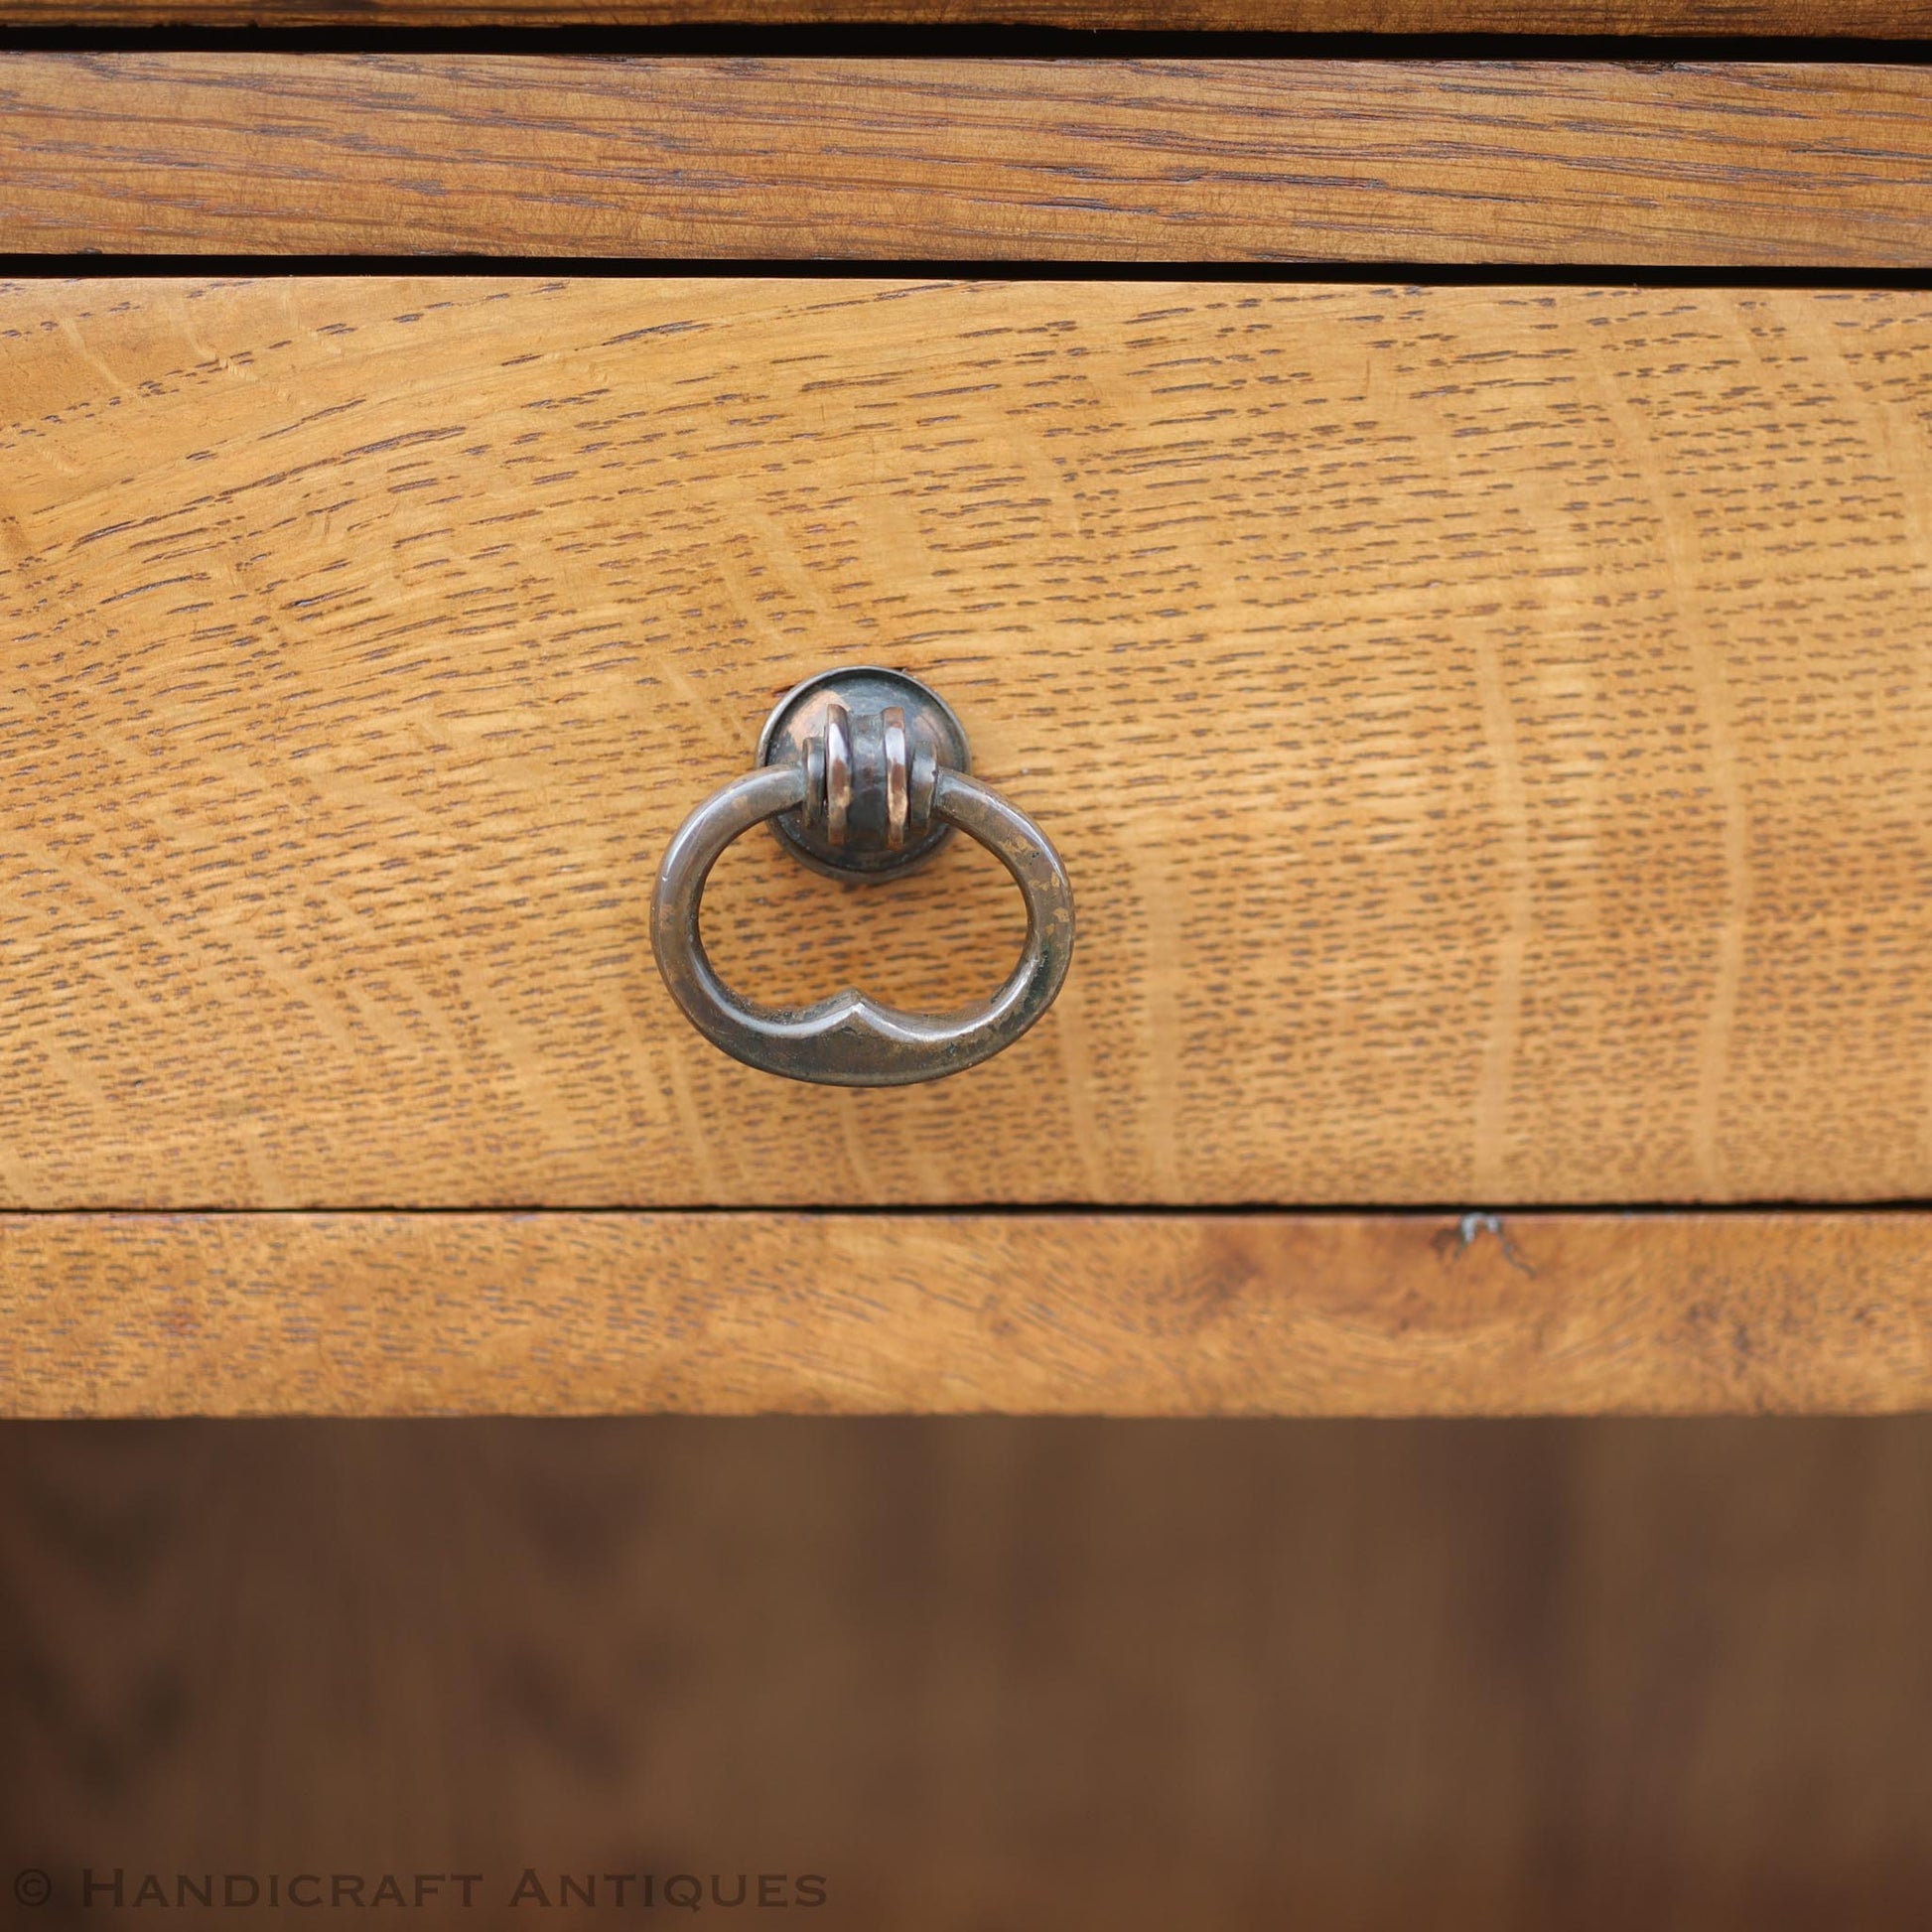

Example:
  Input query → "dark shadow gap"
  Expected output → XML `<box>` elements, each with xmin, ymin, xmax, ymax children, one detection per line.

<box><xmin>6</xmin><ymin>256</ymin><xmax>1932</xmax><ymax>286</ymax></box>
<box><xmin>2</xmin><ymin>26</ymin><xmax>1931</xmax><ymax>55</ymax></box>
<box><xmin>0</xmin><ymin>1201</ymin><xmax>1929</xmax><ymax>1216</ymax></box>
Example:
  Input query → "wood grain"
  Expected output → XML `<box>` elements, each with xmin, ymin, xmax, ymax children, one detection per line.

<box><xmin>3</xmin><ymin>0</ymin><xmax>1928</xmax><ymax>25</ymax></box>
<box><xmin>2</xmin><ymin>1211</ymin><xmax>1930</xmax><ymax>1417</ymax></box>
<box><xmin>9</xmin><ymin>1416</ymin><xmax>1932</xmax><ymax>1927</ymax></box>
<box><xmin>7</xmin><ymin>277</ymin><xmax>1932</xmax><ymax>1208</ymax></box>
<box><xmin>5</xmin><ymin>59</ymin><xmax>1932</xmax><ymax>265</ymax></box>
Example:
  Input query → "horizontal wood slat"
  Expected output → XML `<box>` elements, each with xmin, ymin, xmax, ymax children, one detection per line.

<box><xmin>3</xmin><ymin>59</ymin><xmax>1932</xmax><ymax>264</ymax></box>
<box><xmin>7</xmin><ymin>277</ymin><xmax>1932</xmax><ymax>1209</ymax></box>
<box><xmin>3</xmin><ymin>1211</ymin><xmax>1929</xmax><ymax>1417</ymax></box>
<box><xmin>0</xmin><ymin>0</ymin><xmax>1923</xmax><ymax>31</ymax></box>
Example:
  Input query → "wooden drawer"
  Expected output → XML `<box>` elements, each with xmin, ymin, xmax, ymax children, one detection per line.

<box><xmin>10</xmin><ymin>37</ymin><xmax>1932</xmax><ymax>1930</ymax></box>
<box><xmin>5</xmin><ymin>58</ymin><xmax>1932</xmax><ymax>1419</ymax></box>
<box><xmin>7</xmin><ymin>274</ymin><xmax>1932</xmax><ymax>1210</ymax></box>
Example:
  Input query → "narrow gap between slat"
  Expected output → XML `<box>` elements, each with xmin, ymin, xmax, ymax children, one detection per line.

<box><xmin>6</xmin><ymin>256</ymin><xmax>1932</xmax><ymax>286</ymax></box>
<box><xmin>1</xmin><ymin>27</ymin><xmax>1930</xmax><ymax>54</ymax></box>
<box><xmin>3</xmin><ymin>1202</ymin><xmax>1931</xmax><ymax>1217</ymax></box>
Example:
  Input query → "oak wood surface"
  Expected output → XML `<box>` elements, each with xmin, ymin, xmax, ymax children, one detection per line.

<box><xmin>6</xmin><ymin>278</ymin><xmax>1932</xmax><ymax>1209</ymax></box>
<box><xmin>3</xmin><ymin>1211</ymin><xmax>1930</xmax><ymax>1417</ymax></box>
<box><xmin>2</xmin><ymin>0</ymin><xmax>1926</xmax><ymax>24</ymax></box>
<box><xmin>5</xmin><ymin>59</ymin><xmax>1932</xmax><ymax>265</ymax></box>
<box><xmin>8</xmin><ymin>1415</ymin><xmax>1932</xmax><ymax>1927</ymax></box>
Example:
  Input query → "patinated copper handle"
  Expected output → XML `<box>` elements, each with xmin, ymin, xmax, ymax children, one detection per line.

<box><xmin>649</xmin><ymin>670</ymin><xmax>1074</xmax><ymax>1087</ymax></box>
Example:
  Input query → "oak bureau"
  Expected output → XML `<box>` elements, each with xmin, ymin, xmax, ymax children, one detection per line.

<box><xmin>2</xmin><ymin>29</ymin><xmax>1931</xmax><ymax>1418</ymax></box>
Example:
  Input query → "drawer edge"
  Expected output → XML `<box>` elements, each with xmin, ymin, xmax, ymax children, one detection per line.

<box><xmin>3</xmin><ymin>1210</ymin><xmax>1927</xmax><ymax>1419</ymax></box>
<box><xmin>6</xmin><ymin>59</ymin><xmax>1932</xmax><ymax>266</ymax></box>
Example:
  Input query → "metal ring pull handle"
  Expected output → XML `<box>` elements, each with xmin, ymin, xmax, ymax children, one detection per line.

<box><xmin>650</xmin><ymin>667</ymin><xmax>1074</xmax><ymax>1087</ymax></box>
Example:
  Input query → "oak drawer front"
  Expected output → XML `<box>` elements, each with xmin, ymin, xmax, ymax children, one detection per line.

<box><xmin>5</xmin><ymin>274</ymin><xmax>1931</xmax><ymax>1210</ymax></box>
